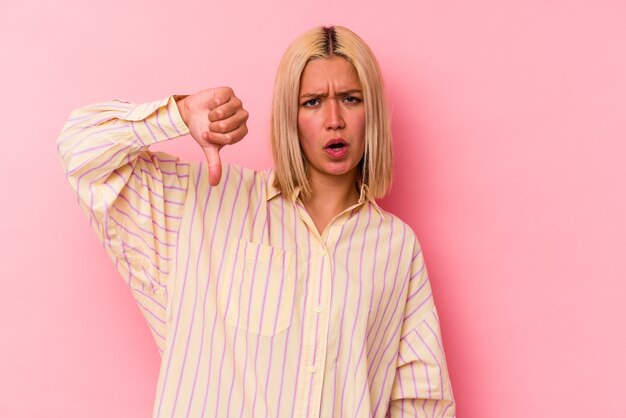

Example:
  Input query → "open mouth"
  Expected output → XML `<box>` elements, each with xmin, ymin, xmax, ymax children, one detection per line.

<box><xmin>325</xmin><ymin>139</ymin><xmax>348</xmax><ymax>149</ymax></box>
<box><xmin>324</xmin><ymin>139</ymin><xmax>349</xmax><ymax>159</ymax></box>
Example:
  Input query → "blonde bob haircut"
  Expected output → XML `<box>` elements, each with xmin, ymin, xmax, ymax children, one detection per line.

<box><xmin>271</xmin><ymin>25</ymin><xmax>393</xmax><ymax>200</ymax></box>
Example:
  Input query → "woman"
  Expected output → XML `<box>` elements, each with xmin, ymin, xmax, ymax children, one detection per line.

<box><xmin>58</xmin><ymin>26</ymin><xmax>455</xmax><ymax>417</ymax></box>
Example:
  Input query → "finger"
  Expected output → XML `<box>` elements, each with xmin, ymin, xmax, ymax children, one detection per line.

<box><xmin>207</xmin><ymin>87</ymin><xmax>233</xmax><ymax>111</ymax></box>
<box><xmin>202</xmin><ymin>143</ymin><xmax>222</xmax><ymax>186</ymax></box>
<box><xmin>209</xmin><ymin>108</ymin><xmax>249</xmax><ymax>134</ymax></box>
<box><xmin>208</xmin><ymin>96</ymin><xmax>242</xmax><ymax>122</ymax></box>
<box><xmin>205</xmin><ymin>123</ymin><xmax>248</xmax><ymax>146</ymax></box>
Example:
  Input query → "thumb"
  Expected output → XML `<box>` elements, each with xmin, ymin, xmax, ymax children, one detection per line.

<box><xmin>202</xmin><ymin>143</ymin><xmax>222</xmax><ymax>186</ymax></box>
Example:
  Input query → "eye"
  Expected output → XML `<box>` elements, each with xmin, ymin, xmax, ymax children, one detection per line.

<box><xmin>302</xmin><ymin>98</ymin><xmax>321</xmax><ymax>107</ymax></box>
<box><xmin>344</xmin><ymin>95</ymin><xmax>362</xmax><ymax>104</ymax></box>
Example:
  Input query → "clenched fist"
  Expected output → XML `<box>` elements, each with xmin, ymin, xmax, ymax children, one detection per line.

<box><xmin>176</xmin><ymin>87</ymin><xmax>249</xmax><ymax>186</ymax></box>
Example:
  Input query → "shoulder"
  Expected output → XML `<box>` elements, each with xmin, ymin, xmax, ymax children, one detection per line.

<box><xmin>373</xmin><ymin>205</ymin><xmax>422</xmax><ymax>252</ymax></box>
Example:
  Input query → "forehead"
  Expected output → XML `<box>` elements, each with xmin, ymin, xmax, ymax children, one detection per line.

<box><xmin>299</xmin><ymin>57</ymin><xmax>360</xmax><ymax>92</ymax></box>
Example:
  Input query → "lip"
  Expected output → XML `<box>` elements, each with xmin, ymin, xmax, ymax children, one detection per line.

<box><xmin>324</xmin><ymin>138</ymin><xmax>348</xmax><ymax>149</ymax></box>
<box><xmin>324</xmin><ymin>138</ymin><xmax>349</xmax><ymax>159</ymax></box>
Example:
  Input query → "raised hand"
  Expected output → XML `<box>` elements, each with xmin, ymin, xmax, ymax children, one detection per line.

<box><xmin>176</xmin><ymin>87</ymin><xmax>249</xmax><ymax>185</ymax></box>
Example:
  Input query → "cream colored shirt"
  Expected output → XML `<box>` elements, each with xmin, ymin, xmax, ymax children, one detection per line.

<box><xmin>57</xmin><ymin>96</ymin><xmax>455</xmax><ymax>417</ymax></box>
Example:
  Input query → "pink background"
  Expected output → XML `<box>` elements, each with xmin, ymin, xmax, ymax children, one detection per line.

<box><xmin>2</xmin><ymin>0</ymin><xmax>625</xmax><ymax>416</ymax></box>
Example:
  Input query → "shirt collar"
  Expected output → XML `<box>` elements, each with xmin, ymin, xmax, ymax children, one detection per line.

<box><xmin>265</xmin><ymin>169</ymin><xmax>384</xmax><ymax>219</ymax></box>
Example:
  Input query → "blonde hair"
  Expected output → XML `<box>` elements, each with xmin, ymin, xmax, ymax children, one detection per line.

<box><xmin>271</xmin><ymin>26</ymin><xmax>393</xmax><ymax>200</ymax></box>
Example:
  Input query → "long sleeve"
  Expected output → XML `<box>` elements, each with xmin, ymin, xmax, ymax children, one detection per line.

<box><xmin>57</xmin><ymin>96</ymin><xmax>190</xmax><ymax>353</ymax></box>
<box><xmin>387</xmin><ymin>242</ymin><xmax>456</xmax><ymax>417</ymax></box>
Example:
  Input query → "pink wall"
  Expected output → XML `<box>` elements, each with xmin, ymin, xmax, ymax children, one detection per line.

<box><xmin>2</xmin><ymin>0</ymin><xmax>625</xmax><ymax>416</ymax></box>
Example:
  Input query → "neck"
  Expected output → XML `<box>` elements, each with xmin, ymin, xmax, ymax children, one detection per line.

<box><xmin>302</xmin><ymin>169</ymin><xmax>360</xmax><ymax>234</ymax></box>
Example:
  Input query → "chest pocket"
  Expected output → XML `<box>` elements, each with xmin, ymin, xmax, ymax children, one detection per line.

<box><xmin>218</xmin><ymin>240</ymin><xmax>296</xmax><ymax>337</ymax></box>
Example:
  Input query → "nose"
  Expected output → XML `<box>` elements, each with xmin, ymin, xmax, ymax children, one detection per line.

<box><xmin>324</xmin><ymin>100</ymin><xmax>345</xmax><ymax>130</ymax></box>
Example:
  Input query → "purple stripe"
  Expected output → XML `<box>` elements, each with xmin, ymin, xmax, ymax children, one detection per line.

<box><xmin>372</xmin><ymin>269</ymin><xmax>417</xmax><ymax>418</ymax></box>
<box><xmin>290</xmin><ymin>227</ymin><xmax>311</xmax><ymax>418</ymax></box>
<box><xmin>407</xmin><ymin>260</ymin><xmax>425</xmax><ymax>283</ymax></box>
<box><xmin>371</xmin><ymin>306</ymin><xmax>402</xmax><ymax>415</ymax></box>
<box><xmin>136</xmin><ymin>162</ymin><xmax>192</xmax><ymax>181</ymax></box>
<box><xmin>133</xmin><ymin>287</ymin><xmax>166</xmax><ymax>310</ymax></box>
<box><xmin>340</xmin><ymin>205</ymin><xmax>372</xmax><ymax>414</ymax></box>
<box><xmin>369</xmin><ymin>271</ymin><xmax>413</xmax><ymax>389</ymax></box>
<box><xmin>418</xmin><ymin>323</ymin><xmax>444</xmax><ymax>398</ymax></box>
<box><xmin>352</xmin><ymin>212</ymin><xmax>384</xmax><ymax>415</ymax></box>
<box><xmin>71</xmin><ymin>141</ymin><xmax>112</xmax><ymax>156</ymax></box>
<box><xmin>71</xmin><ymin>140</ymin><xmax>134</xmax><ymax>181</ymax></box>
<box><xmin>155</xmin><ymin>164</ymin><xmax>203</xmax><ymax>418</ymax></box>
<box><xmin>408</xmin><ymin>250</ymin><xmax>423</xmax><ymax>279</ymax></box>
<box><xmin>403</xmin><ymin>289</ymin><xmax>434</xmax><ymax>324</ymax></box>
<box><xmin>442</xmin><ymin>402</ymin><xmax>454</xmax><ymax>416</ymax></box>
<box><xmin>138</xmin><ymin>155</ymin><xmax>184</xmax><ymax>165</ymax></box>
<box><xmin>185</xmin><ymin>176</ymin><xmax>224</xmax><ymax>414</ymax></box>
<box><xmin>249</xmin><ymin>246</ymin><xmax>275</xmax><ymax>415</ymax></box>
<box><xmin>166</xmin><ymin>101</ymin><xmax>184</xmax><ymax>137</ymax></box>
<box><xmin>130</xmin><ymin>120</ymin><xmax>146</xmax><ymax>146</ymax></box>
<box><xmin>118</xmin><ymin>178</ymin><xmax>181</xmax><ymax>216</ymax></box>
<box><xmin>221</xmin><ymin>175</ymin><xmax>264</xmax><ymax>417</ymax></box>
<box><xmin>78</xmin><ymin>144</ymin><xmax>133</xmax><ymax>227</ymax></box>
<box><xmin>117</xmin><ymin>237</ymin><xmax>170</xmax><ymax>275</ymax></box>
<box><xmin>367</xmin><ymin>223</ymin><xmax>407</xmax><ymax>378</ymax></box>
<box><xmin>236</xmin><ymin>242</ymin><xmax>262</xmax><ymax>418</ymax></box>
<box><xmin>155</xmin><ymin>107</ymin><xmax>170</xmax><ymax>138</ymax></box>
<box><xmin>131</xmin><ymin>169</ymin><xmax>188</xmax><ymax>192</ymax></box>
<box><xmin>114</xmin><ymin>170</ymin><xmax>185</xmax><ymax>206</ymax></box>
<box><xmin>59</xmin><ymin>118</ymin><xmax>123</xmax><ymax>155</ymax></box>
<box><xmin>371</xmin><ymin>347</ymin><xmax>399</xmax><ymax>417</ymax></box>
<box><xmin>114</xmin><ymin>191</ymin><xmax>182</xmax><ymax>221</ymax></box>
<box><xmin>329</xmin><ymin>209</ymin><xmax>361</xmax><ymax>415</ymax></box>
<box><xmin>197</xmin><ymin>166</ymin><xmax>243</xmax><ymax>416</ymax></box>
<box><xmin>108</xmin><ymin>216</ymin><xmax>171</xmax><ymax>261</ymax></box>
<box><xmin>142</xmin><ymin>118</ymin><xmax>159</xmax><ymax>143</ymax></box>
<box><xmin>65</xmin><ymin>111</ymin><xmax>116</xmax><ymax>124</ymax></box>
<box><xmin>407</xmin><ymin>350</ymin><xmax>421</xmax><ymax>405</ymax></box>
<box><xmin>365</xmin><ymin>217</ymin><xmax>395</xmax><ymax>345</ymax></box>
<box><xmin>142</xmin><ymin>313</ymin><xmax>166</xmax><ymax>342</ymax></box>
<box><xmin>406</xmin><ymin>270</ymin><xmax>428</xmax><ymax>302</ymax></box>
<box><xmin>406</xmin><ymin>335</ymin><xmax>432</xmax><ymax>398</ymax></box>
<box><xmin>141</xmin><ymin>265</ymin><xmax>167</xmax><ymax>293</ymax></box>
<box><xmin>110</xmin><ymin>201</ymin><xmax>179</xmax><ymax>239</ymax></box>
<box><xmin>170</xmin><ymin>165</ymin><xmax>217</xmax><ymax>416</ymax></box>
<box><xmin>275</xmin><ymin>196</ymin><xmax>294</xmax><ymax>416</ymax></box>
<box><xmin>305</xmin><ymin>244</ymin><xmax>327</xmax><ymax>417</ymax></box>
<box><xmin>184</xmin><ymin>167</ymin><xmax>242</xmax><ymax>416</ymax></box>
<box><xmin>135</xmin><ymin>298</ymin><xmax>166</xmax><ymax>325</ymax></box>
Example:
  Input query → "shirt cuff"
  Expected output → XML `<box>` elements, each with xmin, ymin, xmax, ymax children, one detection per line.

<box><xmin>121</xmin><ymin>95</ymin><xmax>190</xmax><ymax>146</ymax></box>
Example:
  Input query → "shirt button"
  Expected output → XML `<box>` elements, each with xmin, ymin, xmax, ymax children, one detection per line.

<box><xmin>315</xmin><ymin>306</ymin><xmax>322</xmax><ymax>313</ymax></box>
<box><xmin>309</xmin><ymin>366</ymin><xmax>316</xmax><ymax>374</ymax></box>
<box><xmin>321</xmin><ymin>250</ymin><xmax>327</xmax><ymax>256</ymax></box>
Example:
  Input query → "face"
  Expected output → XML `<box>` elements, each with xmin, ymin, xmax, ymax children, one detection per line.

<box><xmin>297</xmin><ymin>57</ymin><xmax>365</xmax><ymax>185</ymax></box>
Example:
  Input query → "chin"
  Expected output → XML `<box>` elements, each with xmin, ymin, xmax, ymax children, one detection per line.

<box><xmin>323</xmin><ymin>163</ymin><xmax>359</xmax><ymax>177</ymax></box>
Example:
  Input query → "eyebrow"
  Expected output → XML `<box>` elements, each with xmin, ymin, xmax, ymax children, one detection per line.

<box><xmin>299</xmin><ymin>89</ymin><xmax>362</xmax><ymax>99</ymax></box>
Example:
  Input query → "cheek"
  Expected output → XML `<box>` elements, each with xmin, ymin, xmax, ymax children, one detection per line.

<box><xmin>297</xmin><ymin>114</ymin><xmax>317</xmax><ymax>146</ymax></box>
<box><xmin>353</xmin><ymin>112</ymin><xmax>366</xmax><ymax>143</ymax></box>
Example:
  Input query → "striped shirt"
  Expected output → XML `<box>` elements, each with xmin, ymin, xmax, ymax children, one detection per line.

<box><xmin>57</xmin><ymin>96</ymin><xmax>455</xmax><ymax>417</ymax></box>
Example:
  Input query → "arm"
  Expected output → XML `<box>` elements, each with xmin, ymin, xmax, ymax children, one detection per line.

<box><xmin>387</xmin><ymin>242</ymin><xmax>456</xmax><ymax>417</ymax></box>
<box><xmin>57</xmin><ymin>88</ymin><xmax>248</xmax><ymax>352</ymax></box>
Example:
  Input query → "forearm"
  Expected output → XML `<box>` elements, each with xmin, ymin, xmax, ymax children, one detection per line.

<box><xmin>57</xmin><ymin>96</ymin><xmax>189</xmax><ymax>212</ymax></box>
